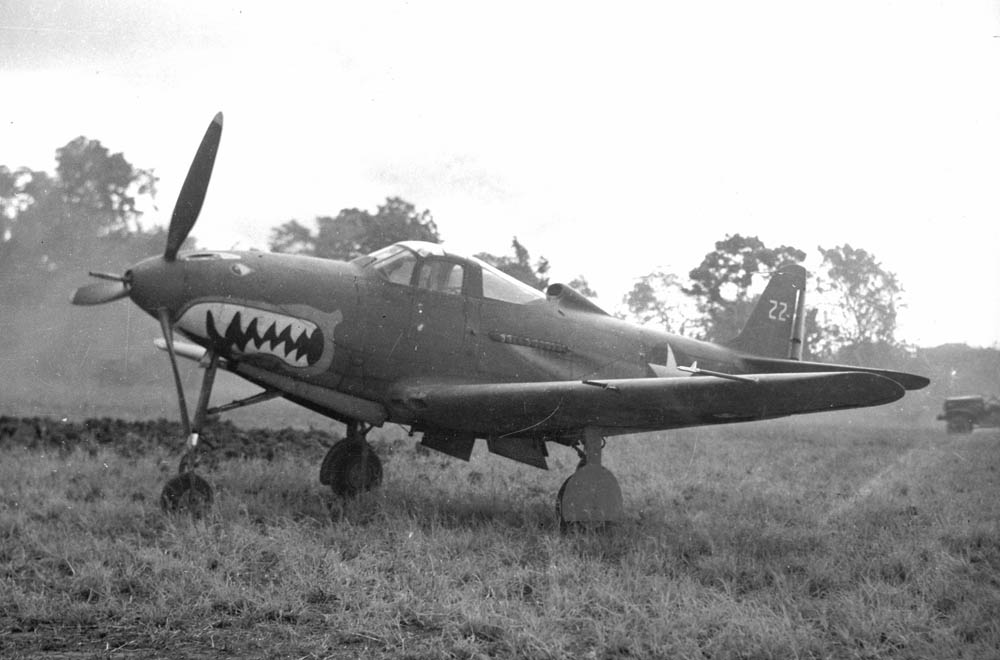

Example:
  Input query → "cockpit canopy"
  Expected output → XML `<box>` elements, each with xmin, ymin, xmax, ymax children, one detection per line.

<box><xmin>353</xmin><ymin>241</ymin><xmax>545</xmax><ymax>304</ymax></box>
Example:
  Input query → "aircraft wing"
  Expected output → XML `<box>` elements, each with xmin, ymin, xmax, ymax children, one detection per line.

<box><xmin>737</xmin><ymin>355</ymin><xmax>930</xmax><ymax>391</ymax></box>
<box><xmin>392</xmin><ymin>371</ymin><xmax>905</xmax><ymax>437</ymax></box>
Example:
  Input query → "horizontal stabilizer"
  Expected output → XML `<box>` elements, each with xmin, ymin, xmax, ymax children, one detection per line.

<box><xmin>740</xmin><ymin>355</ymin><xmax>930</xmax><ymax>391</ymax></box>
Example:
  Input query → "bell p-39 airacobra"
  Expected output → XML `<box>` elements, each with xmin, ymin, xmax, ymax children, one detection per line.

<box><xmin>72</xmin><ymin>113</ymin><xmax>930</xmax><ymax>527</ymax></box>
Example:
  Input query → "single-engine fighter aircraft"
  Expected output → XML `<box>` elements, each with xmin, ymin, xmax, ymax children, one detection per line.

<box><xmin>72</xmin><ymin>113</ymin><xmax>930</xmax><ymax>526</ymax></box>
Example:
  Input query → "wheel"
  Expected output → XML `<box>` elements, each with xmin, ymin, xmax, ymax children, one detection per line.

<box><xmin>318</xmin><ymin>441</ymin><xmax>347</xmax><ymax>485</ymax></box>
<box><xmin>554</xmin><ymin>464</ymin><xmax>624</xmax><ymax>533</ymax></box>
<box><xmin>946</xmin><ymin>414</ymin><xmax>973</xmax><ymax>434</ymax></box>
<box><xmin>160</xmin><ymin>472</ymin><xmax>214</xmax><ymax>516</ymax></box>
<box><xmin>319</xmin><ymin>440</ymin><xmax>382</xmax><ymax>497</ymax></box>
<box><xmin>555</xmin><ymin>476</ymin><xmax>571</xmax><ymax>532</ymax></box>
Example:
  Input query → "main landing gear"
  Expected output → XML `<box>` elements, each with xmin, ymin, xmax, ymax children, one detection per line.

<box><xmin>555</xmin><ymin>427</ymin><xmax>624</xmax><ymax>532</ymax></box>
<box><xmin>319</xmin><ymin>421</ymin><xmax>383</xmax><ymax>497</ymax></box>
<box><xmin>154</xmin><ymin>308</ymin><xmax>383</xmax><ymax>514</ymax></box>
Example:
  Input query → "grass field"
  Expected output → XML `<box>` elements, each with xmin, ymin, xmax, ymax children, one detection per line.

<box><xmin>1</xmin><ymin>412</ymin><xmax>998</xmax><ymax>659</ymax></box>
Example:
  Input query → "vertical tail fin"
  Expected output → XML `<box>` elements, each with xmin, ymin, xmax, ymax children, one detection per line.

<box><xmin>725</xmin><ymin>264</ymin><xmax>806</xmax><ymax>359</ymax></box>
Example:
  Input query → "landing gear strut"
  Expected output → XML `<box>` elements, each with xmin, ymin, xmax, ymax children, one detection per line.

<box><xmin>555</xmin><ymin>427</ymin><xmax>624</xmax><ymax>531</ymax></box>
<box><xmin>160</xmin><ymin>339</ymin><xmax>219</xmax><ymax>516</ymax></box>
<box><xmin>319</xmin><ymin>421</ymin><xmax>383</xmax><ymax>497</ymax></box>
<box><xmin>155</xmin><ymin>336</ymin><xmax>286</xmax><ymax>513</ymax></box>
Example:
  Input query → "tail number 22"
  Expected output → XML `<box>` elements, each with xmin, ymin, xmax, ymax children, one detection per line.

<box><xmin>768</xmin><ymin>299</ymin><xmax>789</xmax><ymax>322</ymax></box>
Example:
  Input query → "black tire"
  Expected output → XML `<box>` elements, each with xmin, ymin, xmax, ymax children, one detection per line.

<box><xmin>555</xmin><ymin>476</ymin><xmax>570</xmax><ymax>523</ymax></box>
<box><xmin>318</xmin><ymin>441</ymin><xmax>349</xmax><ymax>485</ymax></box>
<box><xmin>554</xmin><ymin>470</ymin><xmax>617</xmax><ymax>534</ymax></box>
<box><xmin>319</xmin><ymin>440</ymin><xmax>382</xmax><ymax>497</ymax></box>
<box><xmin>556</xmin><ymin>476</ymin><xmax>585</xmax><ymax>534</ymax></box>
<box><xmin>160</xmin><ymin>472</ymin><xmax>214</xmax><ymax>516</ymax></box>
<box><xmin>555</xmin><ymin>456</ymin><xmax>587</xmax><ymax>533</ymax></box>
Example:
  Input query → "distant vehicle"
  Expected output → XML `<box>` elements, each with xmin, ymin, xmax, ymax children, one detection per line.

<box><xmin>937</xmin><ymin>395</ymin><xmax>1000</xmax><ymax>433</ymax></box>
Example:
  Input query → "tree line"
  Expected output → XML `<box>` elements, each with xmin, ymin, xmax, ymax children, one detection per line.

<box><xmin>623</xmin><ymin>234</ymin><xmax>905</xmax><ymax>362</ymax></box>
<box><xmin>2</xmin><ymin>138</ymin><xmax>903</xmax><ymax>365</ymax></box>
<box><xmin>1</xmin><ymin>137</ymin><xmax>163</xmax><ymax>303</ymax></box>
<box><xmin>268</xmin><ymin>200</ymin><xmax>596</xmax><ymax>295</ymax></box>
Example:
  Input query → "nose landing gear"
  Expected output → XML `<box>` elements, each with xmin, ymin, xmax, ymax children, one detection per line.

<box><xmin>160</xmin><ymin>470</ymin><xmax>214</xmax><ymax>516</ymax></box>
<box><xmin>159</xmin><ymin>339</ymin><xmax>220</xmax><ymax>516</ymax></box>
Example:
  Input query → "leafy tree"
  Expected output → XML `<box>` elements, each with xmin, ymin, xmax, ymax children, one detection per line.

<box><xmin>685</xmin><ymin>234</ymin><xmax>806</xmax><ymax>342</ymax></box>
<box><xmin>567</xmin><ymin>276</ymin><xmax>598</xmax><ymax>298</ymax></box>
<box><xmin>623</xmin><ymin>270</ymin><xmax>698</xmax><ymax>335</ymax></box>
<box><xmin>476</xmin><ymin>237</ymin><xmax>551</xmax><ymax>290</ymax></box>
<box><xmin>0</xmin><ymin>168</ymin><xmax>61</xmax><ymax>269</ymax></box>
<box><xmin>269</xmin><ymin>196</ymin><xmax>439</xmax><ymax>260</ymax></box>
<box><xmin>801</xmin><ymin>307</ymin><xmax>827</xmax><ymax>360</ymax></box>
<box><xmin>1</xmin><ymin>165</ymin><xmax>17</xmax><ymax>234</ymax></box>
<box><xmin>474</xmin><ymin>237</ymin><xmax>599</xmax><ymax>295</ymax></box>
<box><xmin>270</xmin><ymin>206</ymin><xmax>595</xmax><ymax>297</ymax></box>
<box><xmin>55</xmin><ymin>137</ymin><xmax>157</xmax><ymax>236</ymax></box>
<box><xmin>814</xmin><ymin>244</ymin><xmax>903</xmax><ymax>357</ymax></box>
<box><xmin>266</xmin><ymin>218</ymin><xmax>314</xmax><ymax>254</ymax></box>
<box><xmin>0</xmin><ymin>138</ymin><xmax>158</xmax><ymax>301</ymax></box>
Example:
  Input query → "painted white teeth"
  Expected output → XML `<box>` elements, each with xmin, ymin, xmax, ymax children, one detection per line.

<box><xmin>177</xmin><ymin>302</ymin><xmax>320</xmax><ymax>368</ymax></box>
<box><xmin>212</xmin><ymin>304</ymin><xmax>317</xmax><ymax>341</ymax></box>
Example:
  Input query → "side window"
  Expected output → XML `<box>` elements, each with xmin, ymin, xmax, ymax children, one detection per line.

<box><xmin>374</xmin><ymin>250</ymin><xmax>417</xmax><ymax>285</ymax></box>
<box><xmin>479</xmin><ymin>265</ymin><xmax>545</xmax><ymax>303</ymax></box>
<box><xmin>416</xmin><ymin>260</ymin><xmax>465</xmax><ymax>294</ymax></box>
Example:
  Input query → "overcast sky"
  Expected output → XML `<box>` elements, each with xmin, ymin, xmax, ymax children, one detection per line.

<box><xmin>3</xmin><ymin>1</ymin><xmax>999</xmax><ymax>347</ymax></box>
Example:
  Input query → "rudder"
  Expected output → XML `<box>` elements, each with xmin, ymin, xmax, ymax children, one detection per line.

<box><xmin>725</xmin><ymin>264</ymin><xmax>806</xmax><ymax>359</ymax></box>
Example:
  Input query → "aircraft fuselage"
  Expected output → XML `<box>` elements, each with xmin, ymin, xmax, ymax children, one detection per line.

<box><xmin>124</xmin><ymin>241</ymin><xmax>925</xmax><ymax>450</ymax></box>
<box><xmin>127</xmin><ymin>247</ymin><xmax>733</xmax><ymax>428</ymax></box>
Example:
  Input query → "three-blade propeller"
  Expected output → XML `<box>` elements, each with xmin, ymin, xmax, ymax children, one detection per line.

<box><xmin>71</xmin><ymin>112</ymin><xmax>224</xmax><ymax>440</ymax></box>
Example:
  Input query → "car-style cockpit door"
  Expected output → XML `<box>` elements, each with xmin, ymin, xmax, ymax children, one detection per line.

<box><xmin>407</xmin><ymin>257</ymin><xmax>480</xmax><ymax>375</ymax></box>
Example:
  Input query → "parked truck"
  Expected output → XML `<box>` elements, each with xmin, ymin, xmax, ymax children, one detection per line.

<box><xmin>937</xmin><ymin>395</ymin><xmax>1000</xmax><ymax>433</ymax></box>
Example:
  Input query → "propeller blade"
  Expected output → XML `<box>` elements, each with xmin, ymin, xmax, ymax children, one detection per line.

<box><xmin>71</xmin><ymin>280</ymin><xmax>130</xmax><ymax>306</ymax></box>
<box><xmin>165</xmin><ymin>112</ymin><xmax>224</xmax><ymax>261</ymax></box>
<box><xmin>158</xmin><ymin>308</ymin><xmax>192</xmax><ymax>436</ymax></box>
<box><xmin>87</xmin><ymin>271</ymin><xmax>128</xmax><ymax>282</ymax></box>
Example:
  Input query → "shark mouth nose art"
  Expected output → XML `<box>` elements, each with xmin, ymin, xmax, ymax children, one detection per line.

<box><xmin>177</xmin><ymin>302</ymin><xmax>325</xmax><ymax>368</ymax></box>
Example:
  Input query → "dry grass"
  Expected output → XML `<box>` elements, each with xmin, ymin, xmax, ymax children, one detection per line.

<box><xmin>1</xmin><ymin>416</ymin><xmax>999</xmax><ymax>659</ymax></box>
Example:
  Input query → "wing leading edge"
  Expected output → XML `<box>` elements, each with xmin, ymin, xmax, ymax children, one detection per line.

<box><xmin>738</xmin><ymin>355</ymin><xmax>930</xmax><ymax>391</ymax></box>
<box><xmin>392</xmin><ymin>371</ymin><xmax>905</xmax><ymax>438</ymax></box>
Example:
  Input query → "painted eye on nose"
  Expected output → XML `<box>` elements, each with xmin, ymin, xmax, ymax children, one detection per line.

<box><xmin>231</xmin><ymin>263</ymin><xmax>253</xmax><ymax>276</ymax></box>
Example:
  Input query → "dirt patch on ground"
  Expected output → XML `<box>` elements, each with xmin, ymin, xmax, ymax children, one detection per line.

<box><xmin>0</xmin><ymin>416</ymin><xmax>339</xmax><ymax>461</ymax></box>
